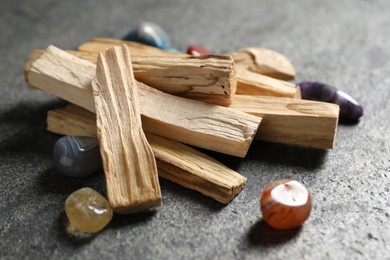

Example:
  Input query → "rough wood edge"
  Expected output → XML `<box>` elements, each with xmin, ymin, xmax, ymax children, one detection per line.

<box><xmin>236</xmin><ymin>69</ymin><xmax>301</xmax><ymax>98</ymax></box>
<box><xmin>79</xmin><ymin>37</ymin><xmax>188</xmax><ymax>57</ymax></box>
<box><xmin>26</xmin><ymin>49</ymin><xmax>236</xmax><ymax>106</ymax></box>
<box><xmin>26</xmin><ymin>45</ymin><xmax>261</xmax><ymax>157</ymax></box>
<box><xmin>228</xmin><ymin>47</ymin><xmax>296</xmax><ymax>80</ymax></box>
<box><xmin>47</xmin><ymin>104</ymin><xmax>247</xmax><ymax>204</ymax></box>
<box><xmin>230</xmin><ymin>95</ymin><xmax>339</xmax><ymax>149</ymax></box>
<box><xmin>92</xmin><ymin>45</ymin><xmax>161</xmax><ymax>213</ymax></box>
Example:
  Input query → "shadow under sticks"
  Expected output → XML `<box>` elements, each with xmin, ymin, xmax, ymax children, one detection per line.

<box><xmin>339</xmin><ymin>117</ymin><xmax>362</xmax><ymax>126</ymax></box>
<box><xmin>245</xmin><ymin>141</ymin><xmax>328</xmax><ymax>170</ymax></box>
<box><xmin>159</xmin><ymin>178</ymin><xmax>226</xmax><ymax>212</ymax></box>
<box><xmin>109</xmin><ymin>210</ymin><xmax>157</xmax><ymax>229</ymax></box>
<box><xmin>247</xmin><ymin>219</ymin><xmax>301</xmax><ymax>248</ymax></box>
<box><xmin>0</xmin><ymin>100</ymin><xmax>67</xmax><ymax>156</ymax></box>
<box><xmin>195</xmin><ymin>147</ymin><xmax>242</xmax><ymax>172</ymax></box>
<box><xmin>37</xmin><ymin>167</ymin><xmax>106</xmax><ymax>196</ymax></box>
<box><xmin>55</xmin><ymin>210</ymin><xmax>98</xmax><ymax>247</ymax></box>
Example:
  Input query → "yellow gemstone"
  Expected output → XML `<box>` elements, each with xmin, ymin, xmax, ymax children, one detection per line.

<box><xmin>65</xmin><ymin>187</ymin><xmax>113</xmax><ymax>233</ymax></box>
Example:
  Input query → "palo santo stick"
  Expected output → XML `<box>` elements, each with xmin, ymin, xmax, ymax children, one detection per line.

<box><xmin>79</xmin><ymin>37</ymin><xmax>187</xmax><ymax>57</ymax></box>
<box><xmin>92</xmin><ymin>45</ymin><xmax>161</xmax><ymax>213</ymax></box>
<box><xmin>236</xmin><ymin>69</ymin><xmax>301</xmax><ymax>98</ymax></box>
<box><xmin>147</xmin><ymin>133</ymin><xmax>246</xmax><ymax>204</ymax></box>
<box><xmin>230</xmin><ymin>95</ymin><xmax>339</xmax><ymax>149</ymax></box>
<box><xmin>134</xmin><ymin>82</ymin><xmax>259</xmax><ymax>158</ymax></box>
<box><xmin>26</xmin><ymin>49</ymin><xmax>236</xmax><ymax>106</ymax></box>
<box><xmin>124</xmin><ymin>54</ymin><xmax>237</xmax><ymax>106</ymax></box>
<box><xmin>47</xmin><ymin>104</ymin><xmax>247</xmax><ymax>204</ymax></box>
<box><xmin>26</xmin><ymin>45</ymin><xmax>260</xmax><ymax>157</ymax></box>
<box><xmin>227</xmin><ymin>48</ymin><xmax>296</xmax><ymax>80</ymax></box>
<box><xmin>80</xmin><ymin>39</ymin><xmax>295</xmax><ymax>80</ymax></box>
<box><xmin>80</xmin><ymin>38</ymin><xmax>296</xmax><ymax>87</ymax></box>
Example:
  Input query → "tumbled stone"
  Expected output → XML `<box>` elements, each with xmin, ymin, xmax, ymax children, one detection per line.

<box><xmin>187</xmin><ymin>45</ymin><xmax>212</xmax><ymax>56</ymax></box>
<box><xmin>165</xmin><ymin>47</ymin><xmax>179</xmax><ymax>53</ymax></box>
<box><xmin>298</xmin><ymin>81</ymin><xmax>363</xmax><ymax>121</ymax></box>
<box><xmin>123</xmin><ymin>22</ymin><xmax>171</xmax><ymax>49</ymax></box>
<box><xmin>261</xmin><ymin>179</ymin><xmax>312</xmax><ymax>230</ymax></box>
<box><xmin>65</xmin><ymin>187</ymin><xmax>113</xmax><ymax>233</ymax></box>
<box><xmin>53</xmin><ymin>136</ymin><xmax>102</xmax><ymax>177</ymax></box>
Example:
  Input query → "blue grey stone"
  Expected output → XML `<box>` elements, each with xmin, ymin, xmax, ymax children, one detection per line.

<box><xmin>53</xmin><ymin>136</ymin><xmax>102</xmax><ymax>177</ymax></box>
<box><xmin>123</xmin><ymin>22</ymin><xmax>171</xmax><ymax>49</ymax></box>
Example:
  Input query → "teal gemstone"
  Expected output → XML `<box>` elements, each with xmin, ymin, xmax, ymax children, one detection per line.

<box><xmin>123</xmin><ymin>22</ymin><xmax>171</xmax><ymax>49</ymax></box>
<box><xmin>164</xmin><ymin>48</ymin><xmax>179</xmax><ymax>53</ymax></box>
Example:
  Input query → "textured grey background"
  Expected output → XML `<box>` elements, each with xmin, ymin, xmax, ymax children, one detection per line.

<box><xmin>1</xmin><ymin>0</ymin><xmax>389</xmax><ymax>259</ymax></box>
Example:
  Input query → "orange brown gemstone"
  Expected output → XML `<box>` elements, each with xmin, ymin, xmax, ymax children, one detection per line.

<box><xmin>260</xmin><ymin>179</ymin><xmax>312</xmax><ymax>230</ymax></box>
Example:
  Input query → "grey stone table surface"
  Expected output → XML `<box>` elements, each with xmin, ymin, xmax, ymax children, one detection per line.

<box><xmin>1</xmin><ymin>0</ymin><xmax>389</xmax><ymax>259</ymax></box>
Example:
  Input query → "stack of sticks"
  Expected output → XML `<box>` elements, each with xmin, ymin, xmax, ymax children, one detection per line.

<box><xmin>24</xmin><ymin>38</ymin><xmax>339</xmax><ymax>213</ymax></box>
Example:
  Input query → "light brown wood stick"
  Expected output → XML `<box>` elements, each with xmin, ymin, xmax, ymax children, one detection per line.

<box><xmin>230</xmin><ymin>95</ymin><xmax>339</xmax><ymax>149</ymax></box>
<box><xmin>227</xmin><ymin>48</ymin><xmax>296</xmax><ymax>80</ymax></box>
<box><xmin>92</xmin><ymin>45</ymin><xmax>161</xmax><ymax>213</ymax></box>
<box><xmin>79</xmin><ymin>37</ymin><xmax>188</xmax><ymax>57</ymax></box>
<box><xmin>78</xmin><ymin>38</ymin><xmax>297</xmax><ymax>96</ymax></box>
<box><xmin>47</xmin><ymin>104</ymin><xmax>247</xmax><ymax>204</ymax></box>
<box><xmin>236</xmin><ymin>69</ymin><xmax>301</xmax><ymax>98</ymax></box>
<box><xmin>26</xmin><ymin>45</ymin><xmax>261</xmax><ymax>157</ymax></box>
<box><xmin>147</xmin><ymin>133</ymin><xmax>246</xmax><ymax>204</ymax></box>
<box><xmin>80</xmin><ymin>39</ymin><xmax>295</xmax><ymax>81</ymax></box>
<box><xmin>25</xmin><ymin>49</ymin><xmax>236</xmax><ymax>106</ymax></box>
<box><xmin>70</xmin><ymin>49</ymin><xmax>294</xmax><ymax>101</ymax></box>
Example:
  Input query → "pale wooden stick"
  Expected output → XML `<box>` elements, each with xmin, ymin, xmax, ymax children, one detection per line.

<box><xmin>227</xmin><ymin>48</ymin><xmax>296</xmax><ymax>80</ymax></box>
<box><xmin>79</xmin><ymin>37</ymin><xmax>187</xmax><ymax>57</ymax></box>
<box><xmin>129</xmin><ymin>54</ymin><xmax>237</xmax><ymax>106</ymax></box>
<box><xmin>92</xmin><ymin>45</ymin><xmax>161</xmax><ymax>213</ymax></box>
<box><xmin>79</xmin><ymin>38</ymin><xmax>296</xmax><ymax>80</ymax></box>
<box><xmin>26</xmin><ymin>49</ymin><xmax>236</xmax><ymax>106</ymax></box>
<box><xmin>26</xmin><ymin>45</ymin><xmax>260</xmax><ymax>157</ymax></box>
<box><xmin>230</xmin><ymin>95</ymin><xmax>339</xmax><ymax>149</ymax></box>
<box><xmin>47</xmin><ymin>104</ymin><xmax>98</xmax><ymax>137</ymax></box>
<box><xmin>147</xmin><ymin>133</ymin><xmax>246</xmax><ymax>204</ymax></box>
<box><xmin>236</xmin><ymin>69</ymin><xmax>301</xmax><ymax>98</ymax></box>
<box><xmin>47</xmin><ymin>104</ymin><xmax>247</xmax><ymax>204</ymax></box>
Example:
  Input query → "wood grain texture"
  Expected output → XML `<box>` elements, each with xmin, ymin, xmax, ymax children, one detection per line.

<box><xmin>228</xmin><ymin>48</ymin><xmax>296</xmax><ymax>80</ymax></box>
<box><xmin>146</xmin><ymin>133</ymin><xmax>246</xmax><ymax>204</ymax></box>
<box><xmin>230</xmin><ymin>95</ymin><xmax>339</xmax><ymax>149</ymax></box>
<box><xmin>79</xmin><ymin>37</ymin><xmax>187</xmax><ymax>57</ymax></box>
<box><xmin>236</xmin><ymin>69</ymin><xmax>301</xmax><ymax>98</ymax></box>
<box><xmin>92</xmin><ymin>45</ymin><xmax>161</xmax><ymax>213</ymax></box>
<box><xmin>47</xmin><ymin>104</ymin><xmax>247</xmax><ymax>204</ymax></box>
<box><xmin>129</xmin><ymin>54</ymin><xmax>236</xmax><ymax>106</ymax></box>
<box><xmin>26</xmin><ymin>45</ymin><xmax>260</xmax><ymax>157</ymax></box>
<box><xmin>26</xmin><ymin>49</ymin><xmax>236</xmax><ymax>106</ymax></box>
<box><xmin>79</xmin><ymin>38</ymin><xmax>296</xmax><ymax>81</ymax></box>
<box><xmin>27</xmin><ymin>46</ymin><xmax>96</xmax><ymax>112</ymax></box>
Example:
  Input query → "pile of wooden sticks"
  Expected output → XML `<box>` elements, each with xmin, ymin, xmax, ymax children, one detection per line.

<box><xmin>24</xmin><ymin>38</ymin><xmax>339</xmax><ymax>213</ymax></box>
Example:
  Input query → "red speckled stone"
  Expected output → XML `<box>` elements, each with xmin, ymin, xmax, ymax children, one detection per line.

<box><xmin>260</xmin><ymin>179</ymin><xmax>312</xmax><ymax>230</ymax></box>
<box><xmin>187</xmin><ymin>45</ymin><xmax>212</xmax><ymax>56</ymax></box>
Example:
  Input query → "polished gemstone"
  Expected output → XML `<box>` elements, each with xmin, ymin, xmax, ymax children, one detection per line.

<box><xmin>165</xmin><ymin>47</ymin><xmax>179</xmax><ymax>53</ymax></box>
<box><xmin>53</xmin><ymin>136</ymin><xmax>102</xmax><ymax>177</ymax></box>
<box><xmin>65</xmin><ymin>187</ymin><xmax>113</xmax><ymax>233</ymax></box>
<box><xmin>187</xmin><ymin>45</ymin><xmax>212</xmax><ymax>56</ymax></box>
<box><xmin>123</xmin><ymin>22</ymin><xmax>171</xmax><ymax>49</ymax></box>
<box><xmin>298</xmin><ymin>81</ymin><xmax>364</xmax><ymax>121</ymax></box>
<box><xmin>261</xmin><ymin>179</ymin><xmax>312</xmax><ymax>230</ymax></box>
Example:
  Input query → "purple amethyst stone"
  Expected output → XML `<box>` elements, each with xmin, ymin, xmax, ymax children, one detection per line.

<box><xmin>298</xmin><ymin>81</ymin><xmax>363</xmax><ymax>122</ymax></box>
